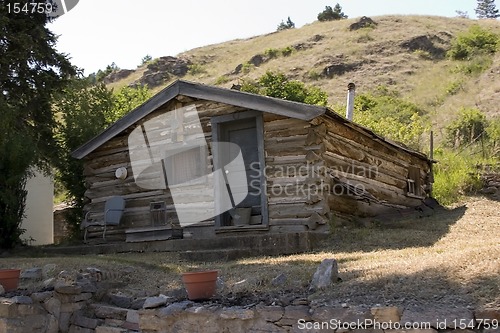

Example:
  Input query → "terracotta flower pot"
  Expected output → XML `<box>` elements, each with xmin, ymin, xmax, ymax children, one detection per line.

<box><xmin>181</xmin><ymin>270</ymin><xmax>218</xmax><ymax>301</ymax></box>
<box><xmin>0</xmin><ymin>269</ymin><xmax>21</xmax><ymax>292</ymax></box>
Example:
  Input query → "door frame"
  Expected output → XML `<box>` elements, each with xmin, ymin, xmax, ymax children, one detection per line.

<box><xmin>211</xmin><ymin>110</ymin><xmax>268</xmax><ymax>229</ymax></box>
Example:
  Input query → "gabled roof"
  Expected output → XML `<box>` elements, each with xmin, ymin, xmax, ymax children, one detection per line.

<box><xmin>72</xmin><ymin>80</ymin><xmax>328</xmax><ymax>159</ymax></box>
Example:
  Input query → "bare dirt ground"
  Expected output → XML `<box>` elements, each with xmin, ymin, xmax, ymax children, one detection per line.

<box><xmin>2</xmin><ymin>197</ymin><xmax>499</xmax><ymax>311</ymax></box>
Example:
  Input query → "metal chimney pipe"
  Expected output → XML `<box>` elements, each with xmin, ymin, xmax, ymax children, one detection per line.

<box><xmin>346</xmin><ymin>82</ymin><xmax>356</xmax><ymax>121</ymax></box>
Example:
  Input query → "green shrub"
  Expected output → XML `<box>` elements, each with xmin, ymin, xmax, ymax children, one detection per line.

<box><xmin>414</xmin><ymin>49</ymin><xmax>432</xmax><ymax>60</ymax></box>
<box><xmin>240</xmin><ymin>71</ymin><xmax>328</xmax><ymax>106</ymax></box>
<box><xmin>242</xmin><ymin>62</ymin><xmax>254</xmax><ymax>74</ymax></box>
<box><xmin>453</xmin><ymin>54</ymin><xmax>493</xmax><ymax>75</ymax></box>
<box><xmin>448</xmin><ymin>25</ymin><xmax>499</xmax><ymax>60</ymax></box>
<box><xmin>215</xmin><ymin>75</ymin><xmax>229</xmax><ymax>85</ymax></box>
<box><xmin>307</xmin><ymin>69</ymin><xmax>321</xmax><ymax>80</ymax></box>
<box><xmin>357</xmin><ymin>31</ymin><xmax>374</xmax><ymax>43</ymax></box>
<box><xmin>95</xmin><ymin>62</ymin><xmax>120</xmax><ymax>82</ymax></box>
<box><xmin>445</xmin><ymin>108</ymin><xmax>488</xmax><ymax>148</ymax></box>
<box><xmin>486</xmin><ymin>117</ymin><xmax>500</xmax><ymax>156</ymax></box>
<box><xmin>445</xmin><ymin>79</ymin><xmax>463</xmax><ymax>95</ymax></box>
<box><xmin>432</xmin><ymin>150</ymin><xmax>482</xmax><ymax>205</ymax></box>
<box><xmin>281</xmin><ymin>46</ymin><xmax>294</xmax><ymax>57</ymax></box>
<box><xmin>353</xmin><ymin>87</ymin><xmax>428</xmax><ymax>150</ymax></box>
<box><xmin>187</xmin><ymin>63</ymin><xmax>207</xmax><ymax>75</ymax></box>
<box><xmin>264</xmin><ymin>48</ymin><xmax>280</xmax><ymax>59</ymax></box>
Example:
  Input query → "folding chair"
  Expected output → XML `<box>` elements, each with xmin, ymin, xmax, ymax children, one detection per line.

<box><xmin>81</xmin><ymin>196</ymin><xmax>125</xmax><ymax>242</ymax></box>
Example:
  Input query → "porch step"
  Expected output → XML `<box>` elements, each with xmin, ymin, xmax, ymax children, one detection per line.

<box><xmin>125</xmin><ymin>226</ymin><xmax>183</xmax><ymax>242</ymax></box>
<box><xmin>38</xmin><ymin>232</ymin><xmax>329</xmax><ymax>260</ymax></box>
<box><xmin>178</xmin><ymin>232</ymin><xmax>329</xmax><ymax>261</ymax></box>
<box><xmin>179</xmin><ymin>248</ymin><xmax>256</xmax><ymax>262</ymax></box>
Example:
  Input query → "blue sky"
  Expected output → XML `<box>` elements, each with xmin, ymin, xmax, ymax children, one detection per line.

<box><xmin>49</xmin><ymin>0</ymin><xmax>481</xmax><ymax>74</ymax></box>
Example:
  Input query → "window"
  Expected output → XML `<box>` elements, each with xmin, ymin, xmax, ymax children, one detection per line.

<box><xmin>163</xmin><ymin>146</ymin><xmax>206</xmax><ymax>186</ymax></box>
<box><xmin>407</xmin><ymin>166</ymin><xmax>423</xmax><ymax>197</ymax></box>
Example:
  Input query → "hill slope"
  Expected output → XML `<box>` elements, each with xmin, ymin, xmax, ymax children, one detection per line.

<box><xmin>107</xmin><ymin>15</ymin><xmax>500</xmax><ymax>138</ymax></box>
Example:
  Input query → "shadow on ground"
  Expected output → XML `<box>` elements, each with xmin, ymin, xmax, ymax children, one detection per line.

<box><xmin>322</xmin><ymin>204</ymin><xmax>467</xmax><ymax>253</ymax></box>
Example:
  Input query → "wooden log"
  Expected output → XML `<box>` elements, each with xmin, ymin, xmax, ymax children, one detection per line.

<box><xmin>269</xmin><ymin>225</ymin><xmax>308</xmax><ymax>233</ymax></box>
<box><xmin>268</xmin><ymin>195</ymin><xmax>310</xmax><ymax>204</ymax></box>
<box><xmin>88</xmin><ymin>145</ymin><xmax>130</xmax><ymax>159</ymax></box>
<box><xmin>86</xmin><ymin>151</ymin><xmax>130</xmax><ymax>169</ymax></box>
<box><xmin>323</xmin><ymin>137</ymin><xmax>408</xmax><ymax>176</ymax></box>
<box><xmin>324</xmin><ymin>151</ymin><xmax>407</xmax><ymax>189</ymax></box>
<box><xmin>306</xmin><ymin>194</ymin><xmax>323</xmax><ymax>205</ymax></box>
<box><xmin>175</xmin><ymin>95</ymin><xmax>196</xmax><ymax>103</ymax></box>
<box><xmin>269</xmin><ymin>214</ymin><xmax>326</xmax><ymax>230</ymax></box>
<box><xmin>309</xmin><ymin>118</ymin><xmax>323</xmax><ymax>126</ymax></box>
<box><xmin>84</xmin><ymin>163</ymin><xmax>132</xmax><ymax>177</ymax></box>
<box><xmin>85</xmin><ymin>184</ymin><xmax>144</xmax><ymax>200</ymax></box>
<box><xmin>98</xmin><ymin>135</ymin><xmax>129</xmax><ymax>151</ymax></box>
<box><xmin>124</xmin><ymin>196</ymin><xmax>174</xmax><ymax>209</ymax></box>
<box><xmin>266</xmin><ymin>155</ymin><xmax>306</xmax><ymax>164</ymax></box>
<box><xmin>268</xmin><ymin>201</ymin><xmax>329</xmax><ymax>218</ymax></box>
<box><xmin>265</xmin><ymin>137</ymin><xmax>312</xmax><ymax>156</ymax></box>
<box><xmin>264</xmin><ymin>126</ymin><xmax>310</xmax><ymax>138</ymax></box>
<box><xmin>305</xmin><ymin>131</ymin><xmax>323</xmax><ymax>146</ymax></box>
<box><xmin>328</xmin><ymin>174</ymin><xmax>423</xmax><ymax>208</ymax></box>
<box><xmin>269</xmin><ymin>217</ymin><xmax>310</xmax><ymax>225</ymax></box>
<box><xmin>197</xmin><ymin>104</ymin><xmax>246</xmax><ymax>117</ymax></box>
<box><xmin>266</xmin><ymin>134</ymin><xmax>307</xmax><ymax>145</ymax></box>
<box><xmin>89</xmin><ymin>175</ymin><xmax>136</xmax><ymax>189</ymax></box>
<box><xmin>308</xmin><ymin>212</ymin><xmax>328</xmax><ymax>226</ymax></box>
<box><xmin>264</xmin><ymin>118</ymin><xmax>310</xmax><ymax>132</ymax></box>
<box><xmin>324</xmin><ymin>150</ymin><xmax>403</xmax><ymax>180</ymax></box>
<box><xmin>91</xmin><ymin>190</ymin><xmax>166</xmax><ymax>204</ymax></box>
<box><xmin>311</xmin><ymin>123</ymin><xmax>327</xmax><ymax>136</ymax></box>
<box><xmin>263</xmin><ymin>113</ymin><xmax>287</xmax><ymax>122</ymax></box>
<box><xmin>332</xmin><ymin>171</ymin><xmax>407</xmax><ymax>197</ymax></box>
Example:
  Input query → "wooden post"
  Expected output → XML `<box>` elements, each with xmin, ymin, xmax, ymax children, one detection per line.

<box><xmin>429</xmin><ymin>130</ymin><xmax>434</xmax><ymax>195</ymax></box>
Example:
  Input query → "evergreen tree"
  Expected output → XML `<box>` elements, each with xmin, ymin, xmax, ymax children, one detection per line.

<box><xmin>277</xmin><ymin>16</ymin><xmax>295</xmax><ymax>31</ymax></box>
<box><xmin>55</xmin><ymin>79</ymin><xmax>151</xmax><ymax>238</ymax></box>
<box><xmin>0</xmin><ymin>0</ymin><xmax>75</xmax><ymax>248</ymax></box>
<box><xmin>141</xmin><ymin>54</ymin><xmax>153</xmax><ymax>66</ymax></box>
<box><xmin>475</xmin><ymin>0</ymin><xmax>500</xmax><ymax>18</ymax></box>
<box><xmin>318</xmin><ymin>3</ymin><xmax>348</xmax><ymax>21</ymax></box>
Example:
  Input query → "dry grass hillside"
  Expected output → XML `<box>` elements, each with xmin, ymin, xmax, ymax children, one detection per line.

<box><xmin>107</xmin><ymin>15</ymin><xmax>500</xmax><ymax>137</ymax></box>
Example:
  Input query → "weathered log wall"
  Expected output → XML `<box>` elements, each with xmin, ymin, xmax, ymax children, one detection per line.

<box><xmin>83</xmin><ymin>98</ymin><xmax>247</xmax><ymax>239</ymax></box>
<box><xmin>82</xmin><ymin>97</ymin><xmax>432</xmax><ymax>240</ymax></box>
<box><xmin>316</xmin><ymin>114</ymin><xmax>431</xmax><ymax>217</ymax></box>
<box><xmin>263</xmin><ymin>114</ymin><xmax>330</xmax><ymax>233</ymax></box>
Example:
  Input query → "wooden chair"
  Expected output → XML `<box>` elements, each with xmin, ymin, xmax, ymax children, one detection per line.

<box><xmin>81</xmin><ymin>196</ymin><xmax>125</xmax><ymax>242</ymax></box>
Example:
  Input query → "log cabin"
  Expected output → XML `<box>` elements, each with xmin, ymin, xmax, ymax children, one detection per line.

<box><xmin>72</xmin><ymin>80</ymin><xmax>433</xmax><ymax>242</ymax></box>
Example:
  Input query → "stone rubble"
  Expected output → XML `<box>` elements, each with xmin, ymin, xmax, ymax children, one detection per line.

<box><xmin>480</xmin><ymin>166</ymin><xmax>500</xmax><ymax>199</ymax></box>
<box><xmin>309</xmin><ymin>258</ymin><xmax>339</xmax><ymax>291</ymax></box>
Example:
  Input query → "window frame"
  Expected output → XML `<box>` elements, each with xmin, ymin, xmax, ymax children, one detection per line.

<box><xmin>406</xmin><ymin>166</ymin><xmax>425</xmax><ymax>199</ymax></box>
